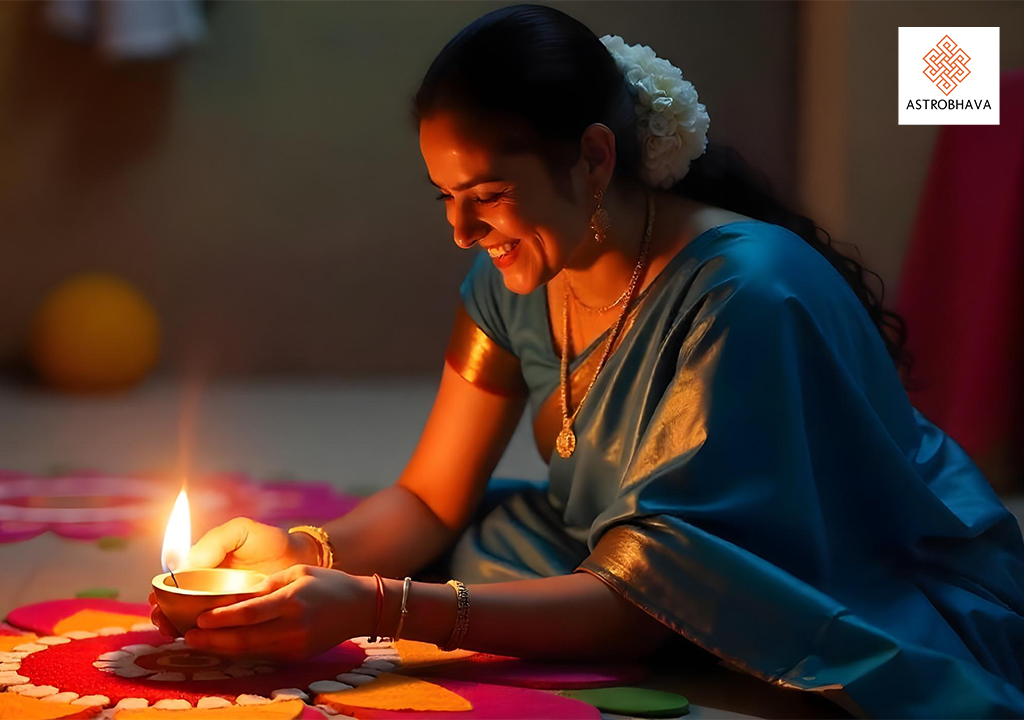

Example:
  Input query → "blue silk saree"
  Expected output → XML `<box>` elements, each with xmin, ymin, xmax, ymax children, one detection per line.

<box><xmin>441</xmin><ymin>220</ymin><xmax>1024</xmax><ymax>718</ymax></box>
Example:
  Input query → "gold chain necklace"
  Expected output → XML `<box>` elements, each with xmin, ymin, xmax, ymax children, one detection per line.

<box><xmin>556</xmin><ymin>193</ymin><xmax>654</xmax><ymax>459</ymax></box>
<box><xmin>566</xmin><ymin>268</ymin><xmax>634</xmax><ymax>314</ymax></box>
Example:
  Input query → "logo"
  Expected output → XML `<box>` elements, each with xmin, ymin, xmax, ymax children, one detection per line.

<box><xmin>922</xmin><ymin>35</ymin><xmax>970</xmax><ymax>96</ymax></box>
<box><xmin>898</xmin><ymin>27</ymin><xmax>999</xmax><ymax>126</ymax></box>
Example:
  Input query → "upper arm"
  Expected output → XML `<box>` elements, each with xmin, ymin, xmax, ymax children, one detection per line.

<box><xmin>400</xmin><ymin>253</ymin><xmax>529</xmax><ymax>530</ymax></box>
<box><xmin>398</xmin><ymin>358</ymin><xmax>527</xmax><ymax>532</ymax></box>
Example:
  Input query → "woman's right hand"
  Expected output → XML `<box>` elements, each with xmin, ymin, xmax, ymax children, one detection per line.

<box><xmin>184</xmin><ymin>517</ymin><xmax>319</xmax><ymax>575</ymax></box>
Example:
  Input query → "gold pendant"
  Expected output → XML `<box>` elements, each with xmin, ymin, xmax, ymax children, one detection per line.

<box><xmin>556</xmin><ymin>420</ymin><xmax>576</xmax><ymax>458</ymax></box>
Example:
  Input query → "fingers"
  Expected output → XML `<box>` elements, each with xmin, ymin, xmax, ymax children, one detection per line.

<box><xmin>185</xmin><ymin>618</ymin><xmax>293</xmax><ymax>657</ymax></box>
<box><xmin>197</xmin><ymin>587</ymin><xmax>292</xmax><ymax>629</ymax></box>
<box><xmin>149</xmin><ymin>597</ymin><xmax>179</xmax><ymax>638</ymax></box>
<box><xmin>195</xmin><ymin>566</ymin><xmax>313</xmax><ymax>630</ymax></box>
<box><xmin>185</xmin><ymin>517</ymin><xmax>252</xmax><ymax>569</ymax></box>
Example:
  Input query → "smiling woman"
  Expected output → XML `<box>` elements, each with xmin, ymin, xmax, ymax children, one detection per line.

<box><xmin>150</xmin><ymin>5</ymin><xmax>1024</xmax><ymax>719</ymax></box>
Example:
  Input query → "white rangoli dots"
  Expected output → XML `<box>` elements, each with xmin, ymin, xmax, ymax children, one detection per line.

<box><xmin>63</xmin><ymin>631</ymin><xmax>98</xmax><ymax>640</ymax></box>
<box><xmin>335</xmin><ymin>673</ymin><xmax>375</xmax><ymax>687</ymax></box>
<box><xmin>271</xmin><ymin>688</ymin><xmax>309</xmax><ymax>700</ymax></box>
<box><xmin>0</xmin><ymin>663</ymin><xmax>20</xmax><ymax>672</ymax></box>
<box><xmin>131</xmin><ymin>623</ymin><xmax>159</xmax><ymax>632</ymax></box>
<box><xmin>72</xmin><ymin>695</ymin><xmax>109</xmax><ymax>706</ymax></box>
<box><xmin>43</xmin><ymin>692</ymin><xmax>80</xmax><ymax>703</ymax></box>
<box><xmin>12</xmin><ymin>643</ymin><xmax>46</xmax><ymax>653</ymax></box>
<box><xmin>152</xmin><ymin>698</ymin><xmax>192</xmax><ymax>709</ymax></box>
<box><xmin>114</xmin><ymin>698</ymin><xmax>150</xmax><ymax>709</ymax></box>
<box><xmin>36</xmin><ymin>636</ymin><xmax>71</xmax><ymax>646</ymax></box>
<box><xmin>98</xmin><ymin>650</ymin><xmax>132</xmax><ymax>662</ymax></box>
<box><xmin>11</xmin><ymin>683</ymin><xmax>58</xmax><ymax>697</ymax></box>
<box><xmin>0</xmin><ymin>672</ymin><xmax>29</xmax><ymax>687</ymax></box>
<box><xmin>362</xmin><ymin>660</ymin><xmax>396</xmax><ymax>672</ymax></box>
<box><xmin>122</xmin><ymin>644</ymin><xmax>158</xmax><ymax>655</ymax></box>
<box><xmin>351</xmin><ymin>667</ymin><xmax>381</xmax><ymax>678</ymax></box>
<box><xmin>236</xmin><ymin>694</ymin><xmax>272</xmax><ymax>705</ymax></box>
<box><xmin>196</xmin><ymin>697</ymin><xmax>232</xmax><ymax>709</ymax></box>
<box><xmin>309</xmin><ymin>680</ymin><xmax>352</xmax><ymax>694</ymax></box>
<box><xmin>98</xmin><ymin>627</ymin><xmax>127</xmax><ymax>636</ymax></box>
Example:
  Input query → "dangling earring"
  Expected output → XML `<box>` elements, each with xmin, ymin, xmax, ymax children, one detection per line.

<box><xmin>590</xmin><ymin>188</ymin><xmax>611</xmax><ymax>244</ymax></box>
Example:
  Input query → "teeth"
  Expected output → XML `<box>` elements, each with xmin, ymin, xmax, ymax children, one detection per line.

<box><xmin>487</xmin><ymin>240</ymin><xmax>519</xmax><ymax>258</ymax></box>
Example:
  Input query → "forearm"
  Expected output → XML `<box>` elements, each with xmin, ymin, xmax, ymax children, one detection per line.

<box><xmin>372</xmin><ymin>570</ymin><xmax>674</xmax><ymax>662</ymax></box>
<box><xmin>322</xmin><ymin>485</ymin><xmax>458</xmax><ymax>578</ymax></box>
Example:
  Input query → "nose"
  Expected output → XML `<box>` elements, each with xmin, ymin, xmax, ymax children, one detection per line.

<box><xmin>451</xmin><ymin>202</ymin><xmax>489</xmax><ymax>250</ymax></box>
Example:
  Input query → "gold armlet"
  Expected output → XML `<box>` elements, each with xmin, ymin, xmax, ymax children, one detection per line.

<box><xmin>445</xmin><ymin>303</ymin><xmax>527</xmax><ymax>397</ymax></box>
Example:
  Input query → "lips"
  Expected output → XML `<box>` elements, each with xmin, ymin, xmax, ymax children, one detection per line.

<box><xmin>488</xmin><ymin>240</ymin><xmax>521</xmax><ymax>269</ymax></box>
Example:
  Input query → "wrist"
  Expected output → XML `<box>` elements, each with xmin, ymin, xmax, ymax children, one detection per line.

<box><xmin>288</xmin><ymin>530</ymin><xmax>320</xmax><ymax>566</ymax></box>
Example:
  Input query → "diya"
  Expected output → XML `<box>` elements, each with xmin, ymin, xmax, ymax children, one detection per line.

<box><xmin>151</xmin><ymin>488</ymin><xmax>266</xmax><ymax>634</ymax></box>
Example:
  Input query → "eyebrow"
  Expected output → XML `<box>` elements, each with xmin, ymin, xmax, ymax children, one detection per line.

<box><xmin>427</xmin><ymin>173</ymin><xmax>505</xmax><ymax>193</ymax></box>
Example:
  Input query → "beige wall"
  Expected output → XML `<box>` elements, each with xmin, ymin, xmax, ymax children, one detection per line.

<box><xmin>2</xmin><ymin>1</ymin><xmax>797</xmax><ymax>377</ymax></box>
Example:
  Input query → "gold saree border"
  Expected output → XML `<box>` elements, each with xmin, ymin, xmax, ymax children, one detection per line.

<box><xmin>445</xmin><ymin>303</ymin><xmax>528</xmax><ymax>397</ymax></box>
<box><xmin>533</xmin><ymin>297</ymin><xmax>647</xmax><ymax>462</ymax></box>
<box><xmin>577</xmin><ymin>525</ymin><xmax>868</xmax><ymax>719</ymax></box>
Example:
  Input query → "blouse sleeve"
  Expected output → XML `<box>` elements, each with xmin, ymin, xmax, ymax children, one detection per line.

<box><xmin>445</xmin><ymin>251</ymin><xmax>527</xmax><ymax>397</ymax></box>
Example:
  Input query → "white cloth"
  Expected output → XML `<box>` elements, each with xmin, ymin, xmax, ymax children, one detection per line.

<box><xmin>46</xmin><ymin>0</ymin><xmax>204</xmax><ymax>60</ymax></box>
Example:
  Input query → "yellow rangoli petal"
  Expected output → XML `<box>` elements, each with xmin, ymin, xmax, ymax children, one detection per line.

<box><xmin>53</xmin><ymin>610</ymin><xmax>148</xmax><ymax>635</ymax></box>
<box><xmin>0</xmin><ymin>634</ymin><xmax>38</xmax><ymax>652</ymax></box>
<box><xmin>114</xmin><ymin>699</ymin><xmax>306</xmax><ymax>720</ymax></box>
<box><xmin>317</xmin><ymin>672</ymin><xmax>472</xmax><ymax>712</ymax></box>
<box><xmin>0</xmin><ymin>692</ymin><xmax>101</xmax><ymax>720</ymax></box>
<box><xmin>393</xmin><ymin>639</ymin><xmax>476</xmax><ymax>669</ymax></box>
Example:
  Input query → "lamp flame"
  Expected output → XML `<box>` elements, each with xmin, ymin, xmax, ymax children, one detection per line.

<box><xmin>161</xmin><ymin>488</ymin><xmax>192</xmax><ymax>573</ymax></box>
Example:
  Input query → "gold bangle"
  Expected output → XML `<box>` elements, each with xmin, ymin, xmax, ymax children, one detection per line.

<box><xmin>443</xmin><ymin>579</ymin><xmax>470</xmax><ymax>651</ymax></box>
<box><xmin>288</xmin><ymin>525</ymin><xmax>335</xmax><ymax>569</ymax></box>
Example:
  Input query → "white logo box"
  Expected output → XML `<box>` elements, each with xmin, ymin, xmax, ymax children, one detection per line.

<box><xmin>898</xmin><ymin>27</ymin><xmax>1000</xmax><ymax>126</ymax></box>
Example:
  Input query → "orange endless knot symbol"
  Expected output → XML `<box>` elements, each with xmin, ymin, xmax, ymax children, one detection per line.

<box><xmin>922</xmin><ymin>35</ymin><xmax>971</xmax><ymax>96</ymax></box>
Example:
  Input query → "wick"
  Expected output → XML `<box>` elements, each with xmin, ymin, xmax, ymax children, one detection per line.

<box><xmin>169</xmin><ymin>569</ymin><xmax>179</xmax><ymax>588</ymax></box>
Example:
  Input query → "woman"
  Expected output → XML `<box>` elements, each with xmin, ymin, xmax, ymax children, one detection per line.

<box><xmin>150</xmin><ymin>5</ymin><xmax>1024</xmax><ymax>717</ymax></box>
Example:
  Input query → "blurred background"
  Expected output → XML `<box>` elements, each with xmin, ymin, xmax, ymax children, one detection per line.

<box><xmin>1</xmin><ymin>0</ymin><xmax>1022</xmax><ymax>512</ymax></box>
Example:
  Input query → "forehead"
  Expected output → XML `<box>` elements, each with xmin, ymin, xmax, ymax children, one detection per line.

<box><xmin>419</xmin><ymin>112</ymin><xmax>537</xmax><ymax>188</ymax></box>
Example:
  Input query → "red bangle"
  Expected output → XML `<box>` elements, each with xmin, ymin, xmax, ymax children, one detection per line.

<box><xmin>370</xmin><ymin>573</ymin><xmax>385</xmax><ymax>642</ymax></box>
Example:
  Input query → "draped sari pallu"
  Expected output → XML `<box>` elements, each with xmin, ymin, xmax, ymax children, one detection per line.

<box><xmin>442</xmin><ymin>224</ymin><xmax>1024</xmax><ymax>719</ymax></box>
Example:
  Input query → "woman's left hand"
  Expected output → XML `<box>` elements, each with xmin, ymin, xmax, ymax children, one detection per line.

<box><xmin>181</xmin><ymin>565</ymin><xmax>376</xmax><ymax>661</ymax></box>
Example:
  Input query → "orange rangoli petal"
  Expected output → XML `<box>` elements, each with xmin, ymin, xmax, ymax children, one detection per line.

<box><xmin>393</xmin><ymin>639</ymin><xmax>476</xmax><ymax>669</ymax></box>
<box><xmin>0</xmin><ymin>634</ymin><xmax>38</xmax><ymax>652</ymax></box>
<box><xmin>113</xmin><ymin>699</ymin><xmax>307</xmax><ymax>720</ymax></box>
<box><xmin>53</xmin><ymin>610</ymin><xmax>148</xmax><ymax>635</ymax></box>
<box><xmin>0</xmin><ymin>693</ymin><xmax>102</xmax><ymax>720</ymax></box>
<box><xmin>316</xmin><ymin>672</ymin><xmax>473</xmax><ymax>713</ymax></box>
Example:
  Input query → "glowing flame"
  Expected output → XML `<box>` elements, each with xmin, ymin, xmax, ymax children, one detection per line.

<box><xmin>161</xmin><ymin>488</ymin><xmax>192</xmax><ymax>573</ymax></box>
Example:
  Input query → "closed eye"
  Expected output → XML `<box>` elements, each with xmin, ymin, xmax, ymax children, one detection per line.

<box><xmin>435</xmin><ymin>192</ymin><xmax>507</xmax><ymax>205</ymax></box>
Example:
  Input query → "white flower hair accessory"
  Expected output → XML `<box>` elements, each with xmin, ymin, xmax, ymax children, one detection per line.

<box><xmin>599</xmin><ymin>34</ymin><xmax>710</xmax><ymax>189</ymax></box>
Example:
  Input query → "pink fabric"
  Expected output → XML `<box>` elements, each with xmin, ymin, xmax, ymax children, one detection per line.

<box><xmin>416</xmin><ymin>653</ymin><xmax>646</xmax><ymax>689</ymax></box>
<box><xmin>0</xmin><ymin>471</ymin><xmax>360</xmax><ymax>543</ymax></box>
<box><xmin>897</xmin><ymin>69</ymin><xmax>1024</xmax><ymax>457</ymax></box>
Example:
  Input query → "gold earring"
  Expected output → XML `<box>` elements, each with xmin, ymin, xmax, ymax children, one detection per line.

<box><xmin>590</xmin><ymin>188</ymin><xmax>611</xmax><ymax>243</ymax></box>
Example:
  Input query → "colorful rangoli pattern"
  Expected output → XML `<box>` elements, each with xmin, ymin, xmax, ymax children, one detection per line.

<box><xmin>0</xmin><ymin>600</ymin><xmax>647</xmax><ymax>718</ymax></box>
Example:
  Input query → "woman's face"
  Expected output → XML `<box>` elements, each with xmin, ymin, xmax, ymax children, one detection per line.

<box><xmin>419</xmin><ymin>112</ymin><xmax>591</xmax><ymax>295</ymax></box>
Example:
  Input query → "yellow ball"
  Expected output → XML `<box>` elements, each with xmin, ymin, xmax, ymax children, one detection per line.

<box><xmin>31</xmin><ymin>273</ymin><xmax>160</xmax><ymax>393</ymax></box>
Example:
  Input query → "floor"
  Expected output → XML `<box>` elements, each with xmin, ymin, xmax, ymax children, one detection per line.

<box><xmin>1</xmin><ymin>376</ymin><xmax>1020</xmax><ymax>718</ymax></box>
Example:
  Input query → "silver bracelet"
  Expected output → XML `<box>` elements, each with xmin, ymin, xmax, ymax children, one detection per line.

<box><xmin>393</xmin><ymin>576</ymin><xmax>412</xmax><ymax>641</ymax></box>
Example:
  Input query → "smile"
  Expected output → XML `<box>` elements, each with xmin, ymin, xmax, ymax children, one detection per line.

<box><xmin>487</xmin><ymin>240</ymin><xmax>521</xmax><ymax>268</ymax></box>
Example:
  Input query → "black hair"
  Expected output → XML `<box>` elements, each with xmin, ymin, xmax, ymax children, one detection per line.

<box><xmin>414</xmin><ymin>4</ymin><xmax>911</xmax><ymax>377</ymax></box>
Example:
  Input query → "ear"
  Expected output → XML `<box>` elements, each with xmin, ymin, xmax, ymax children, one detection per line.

<box><xmin>578</xmin><ymin>123</ymin><xmax>617</xmax><ymax>190</ymax></box>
